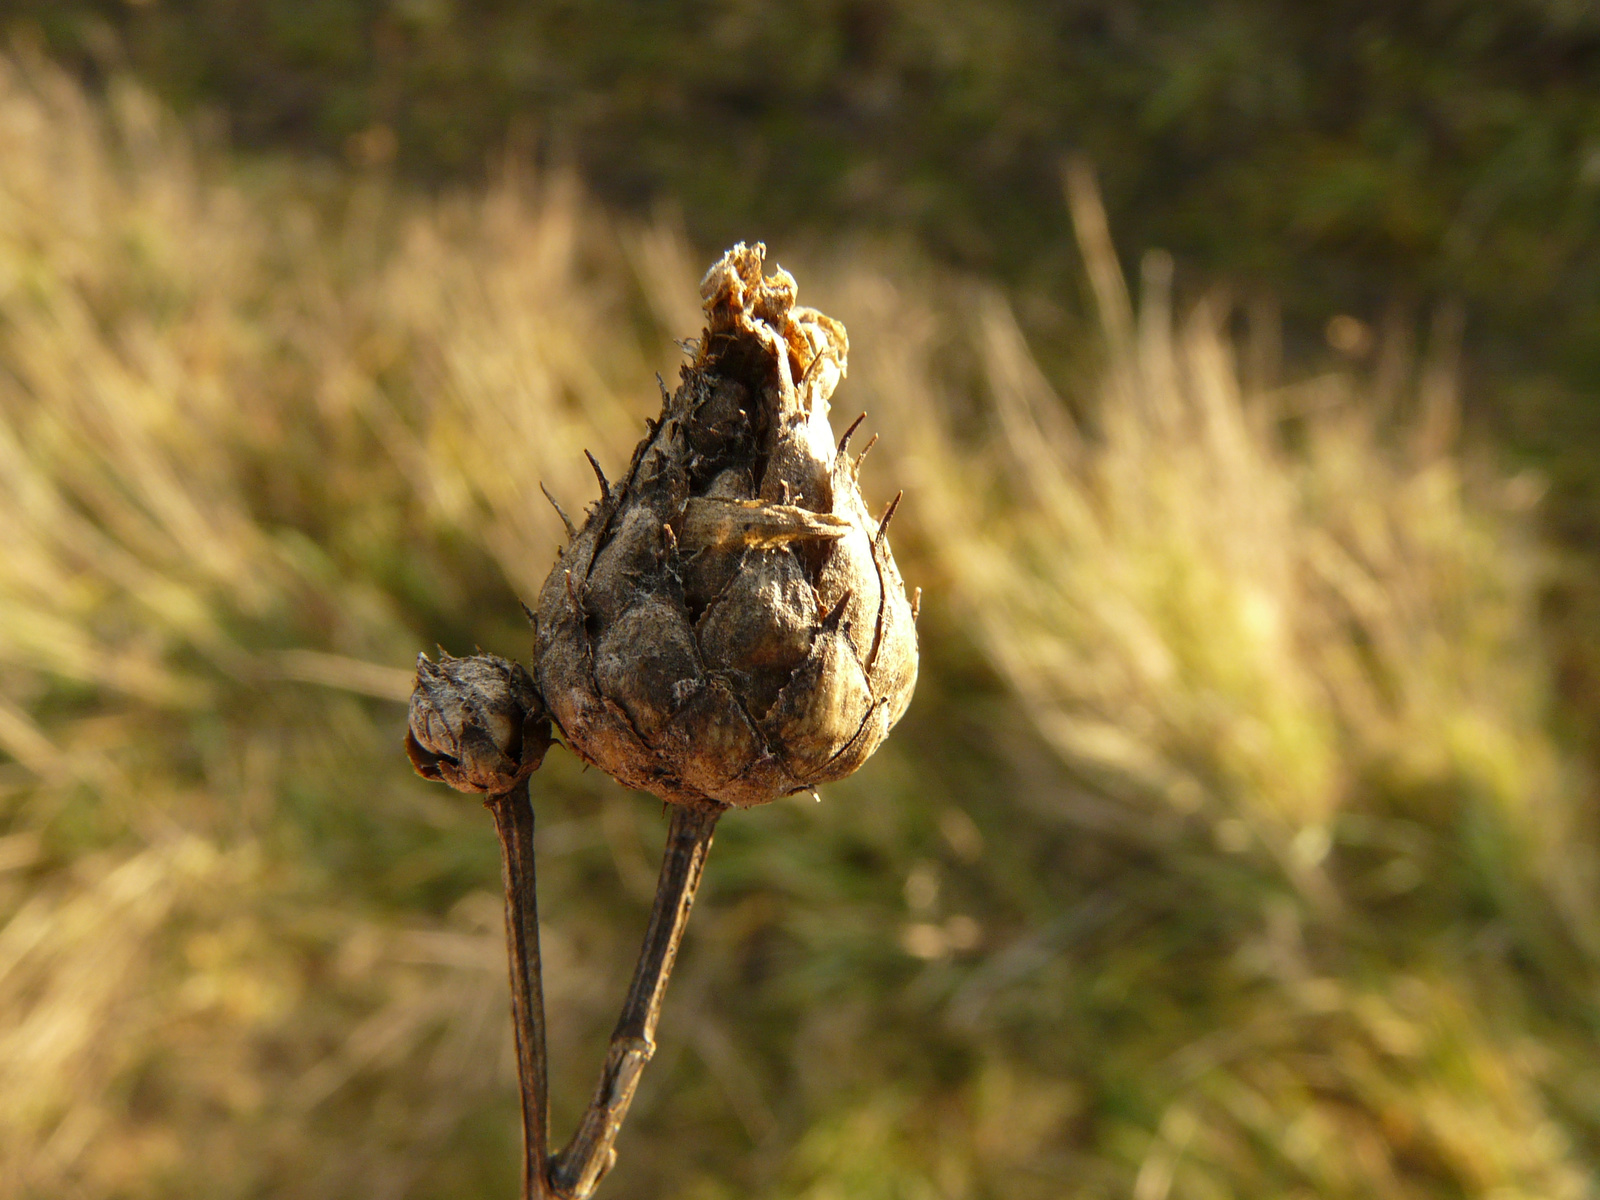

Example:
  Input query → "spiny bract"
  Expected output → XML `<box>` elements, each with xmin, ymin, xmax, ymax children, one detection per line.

<box><xmin>533</xmin><ymin>243</ymin><xmax>918</xmax><ymax>808</ymax></box>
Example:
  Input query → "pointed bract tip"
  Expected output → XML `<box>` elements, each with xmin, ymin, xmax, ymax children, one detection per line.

<box><xmin>799</xmin><ymin>346</ymin><xmax>837</xmax><ymax>390</ymax></box>
<box><xmin>837</xmin><ymin>412</ymin><xmax>868</xmax><ymax>457</ymax></box>
<box><xmin>875</xmin><ymin>491</ymin><xmax>903</xmax><ymax>545</ymax></box>
<box><xmin>821</xmin><ymin>589</ymin><xmax>852</xmax><ymax>630</ymax></box>
<box><xmin>855</xmin><ymin>432</ymin><xmax>879</xmax><ymax>469</ymax></box>
<box><xmin>541</xmin><ymin>482</ymin><xmax>578</xmax><ymax>539</ymax></box>
<box><xmin>584</xmin><ymin>450</ymin><xmax>612</xmax><ymax>502</ymax></box>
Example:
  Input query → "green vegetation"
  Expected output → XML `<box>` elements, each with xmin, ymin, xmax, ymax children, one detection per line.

<box><xmin>15</xmin><ymin>0</ymin><xmax>1600</xmax><ymax>749</ymax></box>
<box><xmin>13</xmin><ymin>3</ymin><xmax>1600</xmax><ymax>369</ymax></box>
<box><xmin>1</xmin><ymin>36</ymin><xmax>1598</xmax><ymax>1200</ymax></box>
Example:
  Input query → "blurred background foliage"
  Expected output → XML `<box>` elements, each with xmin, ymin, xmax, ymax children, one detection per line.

<box><xmin>14</xmin><ymin>6</ymin><xmax>1600</xmax><ymax>418</ymax></box>
<box><xmin>1</xmin><ymin>5</ymin><xmax>1599</xmax><ymax>1199</ymax></box>
<box><xmin>15</xmin><ymin>0</ymin><xmax>1600</xmax><ymax>747</ymax></box>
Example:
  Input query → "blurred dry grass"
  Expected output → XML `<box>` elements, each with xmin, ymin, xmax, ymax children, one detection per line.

<box><xmin>1</xmin><ymin>46</ymin><xmax>1597</xmax><ymax>1200</ymax></box>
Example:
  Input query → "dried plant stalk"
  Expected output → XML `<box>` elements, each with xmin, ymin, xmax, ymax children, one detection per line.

<box><xmin>406</xmin><ymin>244</ymin><xmax>918</xmax><ymax>1196</ymax></box>
<box><xmin>487</xmin><ymin>780</ymin><xmax>553</xmax><ymax>1200</ymax></box>
<box><xmin>549</xmin><ymin>805</ymin><xmax>719</xmax><ymax>1198</ymax></box>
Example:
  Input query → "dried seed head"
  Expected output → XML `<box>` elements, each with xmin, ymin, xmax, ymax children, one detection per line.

<box><xmin>407</xmin><ymin>652</ymin><xmax>553</xmax><ymax>794</ymax></box>
<box><xmin>534</xmin><ymin>243</ymin><xmax>919</xmax><ymax>808</ymax></box>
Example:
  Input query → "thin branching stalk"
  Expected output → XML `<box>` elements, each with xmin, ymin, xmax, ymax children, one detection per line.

<box><xmin>549</xmin><ymin>805</ymin><xmax>720</xmax><ymax>1199</ymax></box>
<box><xmin>486</xmin><ymin>779</ymin><xmax>553</xmax><ymax>1200</ymax></box>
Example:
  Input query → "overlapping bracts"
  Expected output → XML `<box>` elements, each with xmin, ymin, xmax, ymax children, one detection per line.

<box><xmin>534</xmin><ymin>245</ymin><xmax>918</xmax><ymax>808</ymax></box>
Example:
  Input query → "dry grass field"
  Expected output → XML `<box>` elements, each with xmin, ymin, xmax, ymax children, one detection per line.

<box><xmin>1</xmin><ymin>47</ymin><xmax>1596</xmax><ymax>1200</ymax></box>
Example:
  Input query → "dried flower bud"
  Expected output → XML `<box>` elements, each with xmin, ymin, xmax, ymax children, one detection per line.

<box><xmin>534</xmin><ymin>243</ymin><xmax>919</xmax><ymax>808</ymax></box>
<box><xmin>407</xmin><ymin>652</ymin><xmax>553</xmax><ymax>794</ymax></box>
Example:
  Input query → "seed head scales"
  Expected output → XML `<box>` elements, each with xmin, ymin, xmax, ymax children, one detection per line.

<box><xmin>532</xmin><ymin>244</ymin><xmax>918</xmax><ymax>808</ymax></box>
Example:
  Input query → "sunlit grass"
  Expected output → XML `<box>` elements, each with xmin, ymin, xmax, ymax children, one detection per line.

<box><xmin>836</xmin><ymin>169</ymin><xmax>1599</xmax><ymax>1198</ymax></box>
<box><xmin>0</xmin><ymin>46</ymin><xmax>1596</xmax><ymax>1200</ymax></box>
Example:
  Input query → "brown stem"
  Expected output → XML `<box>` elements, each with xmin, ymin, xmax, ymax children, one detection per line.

<box><xmin>549</xmin><ymin>804</ymin><xmax>721</xmax><ymax>1199</ymax></box>
<box><xmin>486</xmin><ymin>779</ymin><xmax>553</xmax><ymax>1200</ymax></box>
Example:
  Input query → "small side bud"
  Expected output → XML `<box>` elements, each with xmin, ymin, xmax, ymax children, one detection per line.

<box><xmin>407</xmin><ymin>652</ymin><xmax>552</xmax><ymax>794</ymax></box>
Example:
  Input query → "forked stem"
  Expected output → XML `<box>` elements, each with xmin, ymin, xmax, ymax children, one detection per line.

<box><xmin>488</xmin><ymin>789</ymin><xmax>720</xmax><ymax>1200</ymax></box>
<box><xmin>548</xmin><ymin>804</ymin><xmax>721</xmax><ymax>1199</ymax></box>
<box><xmin>412</xmin><ymin>656</ymin><xmax>720</xmax><ymax>1196</ymax></box>
<box><xmin>486</xmin><ymin>779</ymin><xmax>553</xmax><ymax>1200</ymax></box>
